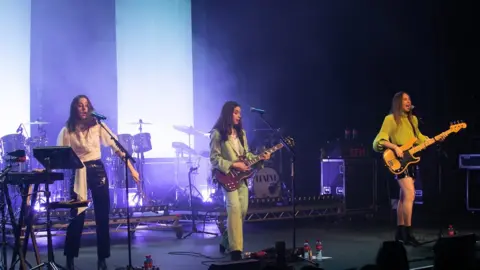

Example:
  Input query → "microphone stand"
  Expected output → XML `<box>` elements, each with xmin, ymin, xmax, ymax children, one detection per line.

<box><xmin>97</xmin><ymin>119</ymin><xmax>137</xmax><ymax>270</ymax></box>
<box><xmin>255</xmin><ymin>112</ymin><xmax>317</xmax><ymax>266</ymax></box>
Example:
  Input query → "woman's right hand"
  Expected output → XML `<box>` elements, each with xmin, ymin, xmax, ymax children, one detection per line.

<box><xmin>232</xmin><ymin>162</ymin><xmax>249</xmax><ymax>172</ymax></box>
<box><xmin>394</xmin><ymin>146</ymin><xmax>404</xmax><ymax>158</ymax></box>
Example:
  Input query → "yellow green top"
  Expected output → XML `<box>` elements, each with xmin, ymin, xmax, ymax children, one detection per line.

<box><xmin>373</xmin><ymin>114</ymin><xmax>428</xmax><ymax>152</ymax></box>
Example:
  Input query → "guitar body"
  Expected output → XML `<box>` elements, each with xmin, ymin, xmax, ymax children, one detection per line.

<box><xmin>214</xmin><ymin>157</ymin><xmax>256</xmax><ymax>192</ymax></box>
<box><xmin>382</xmin><ymin>122</ymin><xmax>466</xmax><ymax>175</ymax></box>
<box><xmin>383</xmin><ymin>137</ymin><xmax>420</xmax><ymax>175</ymax></box>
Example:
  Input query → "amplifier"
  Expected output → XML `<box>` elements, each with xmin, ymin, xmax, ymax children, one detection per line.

<box><xmin>320</xmin><ymin>158</ymin><xmax>376</xmax><ymax>210</ymax></box>
<box><xmin>459</xmin><ymin>154</ymin><xmax>480</xmax><ymax>169</ymax></box>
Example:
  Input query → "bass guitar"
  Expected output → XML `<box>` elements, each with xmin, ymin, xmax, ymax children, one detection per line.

<box><xmin>383</xmin><ymin>121</ymin><xmax>466</xmax><ymax>175</ymax></box>
<box><xmin>214</xmin><ymin>137</ymin><xmax>294</xmax><ymax>192</ymax></box>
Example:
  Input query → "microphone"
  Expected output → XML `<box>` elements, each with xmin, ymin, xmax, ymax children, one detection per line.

<box><xmin>91</xmin><ymin>111</ymin><xmax>107</xmax><ymax>120</ymax></box>
<box><xmin>411</xmin><ymin>105</ymin><xmax>415</xmax><ymax>110</ymax></box>
<box><xmin>250</xmin><ymin>107</ymin><xmax>266</xmax><ymax>114</ymax></box>
<box><xmin>16</xmin><ymin>124</ymin><xmax>23</xmax><ymax>133</ymax></box>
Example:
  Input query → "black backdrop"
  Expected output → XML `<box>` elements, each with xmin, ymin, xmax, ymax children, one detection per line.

<box><xmin>192</xmin><ymin>0</ymin><xmax>478</xmax><ymax>214</ymax></box>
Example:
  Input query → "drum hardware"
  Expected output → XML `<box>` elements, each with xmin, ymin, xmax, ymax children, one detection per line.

<box><xmin>182</xmin><ymin>167</ymin><xmax>218</xmax><ymax>239</ymax></box>
<box><xmin>171</xmin><ymin>125</ymin><xmax>209</xmax><ymax>204</ymax></box>
<box><xmin>131</xmin><ymin>119</ymin><xmax>151</xmax><ymax>206</ymax></box>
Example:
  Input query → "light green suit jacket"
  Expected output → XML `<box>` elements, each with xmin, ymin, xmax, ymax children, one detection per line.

<box><xmin>210</xmin><ymin>129</ymin><xmax>262</xmax><ymax>175</ymax></box>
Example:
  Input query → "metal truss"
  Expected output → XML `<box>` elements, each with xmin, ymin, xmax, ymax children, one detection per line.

<box><xmin>11</xmin><ymin>207</ymin><xmax>184</xmax><ymax>240</ymax></box>
<box><xmin>173</xmin><ymin>196</ymin><xmax>345</xmax><ymax>223</ymax></box>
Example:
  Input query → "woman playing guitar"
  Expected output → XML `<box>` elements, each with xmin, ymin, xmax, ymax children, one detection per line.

<box><xmin>373</xmin><ymin>91</ymin><xmax>435</xmax><ymax>246</ymax></box>
<box><xmin>209</xmin><ymin>101</ymin><xmax>270</xmax><ymax>260</ymax></box>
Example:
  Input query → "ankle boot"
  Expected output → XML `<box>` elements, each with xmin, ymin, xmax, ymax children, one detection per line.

<box><xmin>230</xmin><ymin>250</ymin><xmax>242</xmax><ymax>261</ymax></box>
<box><xmin>405</xmin><ymin>226</ymin><xmax>421</xmax><ymax>247</ymax></box>
<box><xmin>98</xmin><ymin>258</ymin><xmax>107</xmax><ymax>270</ymax></box>
<box><xmin>395</xmin><ymin>225</ymin><xmax>406</xmax><ymax>242</ymax></box>
<box><xmin>66</xmin><ymin>256</ymin><xmax>74</xmax><ymax>270</ymax></box>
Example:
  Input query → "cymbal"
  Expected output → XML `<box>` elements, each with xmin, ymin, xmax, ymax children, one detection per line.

<box><xmin>127</xmin><ymin>121</ymin><xmax>153</xmax><ymax>125</ymax></box>
<box><xmin>173</xmin><ymin>125</ymin><xmax>208</xmax><ymax>137</ymax></box>
<box><xmin>24</xmin><ymin>121</ymin><xmax>50</xmax><ymax>125</ymax></box>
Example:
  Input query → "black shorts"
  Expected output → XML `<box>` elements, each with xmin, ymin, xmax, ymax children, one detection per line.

<box><xmin>394</xmin><ymin>165</ymin><xmax>419</xmax><ymax>180</ymax></box>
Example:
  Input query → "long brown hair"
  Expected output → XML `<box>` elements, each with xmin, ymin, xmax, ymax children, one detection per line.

<box><xmin>390</xmin><ymin>91</ymin><xmax>413</xmax><ymax>126</ymax></box>
<box><xmin>211</xmin><ymin>101</ymin><xmax>245</xmax><ymax>146</ymax></box>
<box><xmin>66</xmin><ymin>95</ymin><xmax>97</xmax><ymax>133</ymax></box>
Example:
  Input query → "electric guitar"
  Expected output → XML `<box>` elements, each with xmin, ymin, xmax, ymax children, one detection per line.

<box><xmin>214</xmin><ymin>137</ymin><xmax>294</xmax><ymax>192</ymax></box>
<box><xmin>383</xmin><ymin>121</ymin><xmax>467</xmax><ymax>175</ymax></box>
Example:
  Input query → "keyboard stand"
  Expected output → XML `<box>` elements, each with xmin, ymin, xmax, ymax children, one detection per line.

<box><xmin>8</xmin><ymin>183</ymin><xmax>42</xmax><ymax>270</ymax></box>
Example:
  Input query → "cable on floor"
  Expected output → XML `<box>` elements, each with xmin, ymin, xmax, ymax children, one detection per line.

<box><xmin>167</xmin><ymin>251</ymin><xmax>228</xmax><ymax>267</ymax></box>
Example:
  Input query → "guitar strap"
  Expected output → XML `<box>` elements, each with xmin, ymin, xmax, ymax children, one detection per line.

<box><xmin>407</xmin><ymin>116</ymin><xmax>418</xmax><ymax>138</ymax></box>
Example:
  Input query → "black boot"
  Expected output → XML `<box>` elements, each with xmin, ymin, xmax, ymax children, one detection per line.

<box><xmin>219</xmin><ymin>244</ymin><xmax>226</xmax><ymax>254</ymax></box>
<box><xmin>404</xmin><ymin>226</ymin><xmax>421</xmax><ymax>247</ymax></box>
<box><xmin>97</xmin><ymin>258</ymin><xmax>107</xmax><ymax>270</ymax></box>
<box><xmin>230</xmin><ymin>250</ymin><xmax>242</xmax><ymax>261</ymax></box>
<box><xmin>395</xmin><ymin>225</ymin><xmax>407</xmax><ymax>242</ymax></box>
<box><xmin>66</xmin><ymin>256</ymin><xmax>74</xmax><ymax>270</ymax></box>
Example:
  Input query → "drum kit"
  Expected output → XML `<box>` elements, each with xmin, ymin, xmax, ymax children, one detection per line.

<box><xmin>167</xmin><ymin>125</ymin><xmax>290</xmax><ymax>203</ymax></box>
<box><xmin>0</xmin><ymin>119</ymin><xmax>289</xmax><ymax>211</ymax></box>
<box><xmin>106</xmin><ymin>119</ymin><xmax>152</xmax><ymax>207</ymax></box>
<box><xmin>0</xmin><ymin>121</ymin><xmax>68</xmax><ymax>210</ymax></box>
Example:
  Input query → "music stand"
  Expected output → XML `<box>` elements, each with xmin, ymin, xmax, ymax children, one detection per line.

<box><xmin>32</xmin><ymin>147</ymin><xmax>83</xmax><ymax>270</ymax></box>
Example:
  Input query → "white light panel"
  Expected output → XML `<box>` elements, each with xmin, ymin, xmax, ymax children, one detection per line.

<box><xmin>116</xmin><ymin>0</ymin><xmax>194</xmax><ymax>158</ymax></box>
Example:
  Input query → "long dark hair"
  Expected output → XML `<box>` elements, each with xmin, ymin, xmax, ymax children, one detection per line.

<box><xmin>390</xmin><ymin>91</ymin><xmax>413</xmax><ymax>125</ymax></box>
<box><xmin>211</xmin><ymin>101</ymin><xmax>245</xmax><ymax>145</ymax></box>
<box><xmin>66</xmin><ymin>95</ymin><xmax>97</xmax><ymax>133</ymax></box>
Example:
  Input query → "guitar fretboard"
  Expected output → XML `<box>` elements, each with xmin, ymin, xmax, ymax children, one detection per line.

<box><xmin>245</xmin><ymin>143</ymin><xmax>284</xmax><ymax>166</ymax></box>
<box><xmin>409</xmin><ymin>130</ymin><xmax>453</xmax><ymax>154</ymax></box>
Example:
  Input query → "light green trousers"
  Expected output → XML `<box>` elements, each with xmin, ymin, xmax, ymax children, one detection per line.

<box><xmin>221</xmin><ymin>182</ymin><xmax>249</xmax><ymax>252</ymax></box>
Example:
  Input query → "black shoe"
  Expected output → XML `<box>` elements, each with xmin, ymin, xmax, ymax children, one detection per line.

<box><xmin>231</xmin><ymin>250</ymin><xmax>242</xmax><ymax>261</ymax></box>
<box><xmin>98</xmin><ymin>258</ymin><xmax>107</xmax><ymax>270</ymax></box>
<box><xmin>66</xmin><ymin>256</ymin><xmax>74</xmax><ymax>270</ymax></box>
<box><xmin>395</xmin><ymin>225</ymin><xmax>406</xmax><ymax>242</ymax></box>
<box><xmin>219</xmin><ymin>244</ymin><xmax>226</xmax><ymax>254</ymax></box>
<box><xmin>404</xmin><ymin>226</ymin><xmax>421</xmax><ymax>247</ymax></box>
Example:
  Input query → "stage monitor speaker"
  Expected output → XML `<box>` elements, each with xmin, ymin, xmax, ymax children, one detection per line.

<box><xmin>207</xmin><ymin>259</ymin><xmax>261</xmax><ymax>270</ymax></box>
<box><xmin>433</xmin><ymin>233</ymin><xmax>476</xmax><ymax>270</ymax></box>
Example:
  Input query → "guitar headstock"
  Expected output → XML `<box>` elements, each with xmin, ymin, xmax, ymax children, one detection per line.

<box><xmin>449</xmin><ymin>120</ymin><xmax>467</xmax><ymax>133</ymax></box>
<box><xmin>283</xmin><ymin>136</ymin><xmax>295</xmax><ymax>147</ymax></box>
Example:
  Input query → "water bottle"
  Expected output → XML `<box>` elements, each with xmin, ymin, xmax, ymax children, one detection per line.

<box><xmin>315</xmin><ymin>240</ymin><xmax>323</xmax><ymax>261</ymax></box>
<box><xmin>448</xmin><ymin>225</ymin><xmax>455</xmax><ymax>236</ymax></box>
<box><xmin>303</xmin><ymin>240</ymin><xmax>310</xmax><ymax>259</ymax></box>
<box><xmin>144</xmin><ymin>255</ymin><xmax>153</xmax><ymax>270</ymax></box>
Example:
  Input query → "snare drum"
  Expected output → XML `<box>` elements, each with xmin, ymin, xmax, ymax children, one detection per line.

<box><xmin>1</xmin><ymin>134</ymin><xmax>26</xmax><ymax>157</ymax></box>
<box><xmin>133</xmin><ymin>133</ymin><xmax>152</xmax><ymax>153</ymax></box>
<box><xmin>117</xmin><ymin>134</ymin><xmax>134</xmax><ymax>154</ymax></box>
<box><xmin>252</xmin><ymin>167</ymin><xmax>281</xmax><ymax>198</ymax></box>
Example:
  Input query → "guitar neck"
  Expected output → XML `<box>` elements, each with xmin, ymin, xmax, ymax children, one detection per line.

<box><xmin>410</xmin><ymin>130</ymin><xmax>452</xmax><ymax>154</ymax></box>
<box><xmin>245</xmin><ymin>143</ymin><xmax>283</xmax><ymax>166</ymax></box>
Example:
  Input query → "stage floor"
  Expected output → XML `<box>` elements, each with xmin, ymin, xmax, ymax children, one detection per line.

<box><xmin>10</xmin><ymin>211</ymin><xmax>476</xmax><ymax>270</ymax></box>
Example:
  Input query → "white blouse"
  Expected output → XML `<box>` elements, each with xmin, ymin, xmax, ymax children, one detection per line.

<box><xmin>57</xmin><ymin>123</ymin><xmax>119</xmax><ymax>215</ymax></box>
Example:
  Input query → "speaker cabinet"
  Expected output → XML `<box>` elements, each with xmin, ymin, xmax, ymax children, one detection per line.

<box><xmin>321</xmin><ymin>158</ymin><xmax>377</xmax><ymax>210</ymax></box>
<box><xmin>466</xmin><ymin>169</ymin><xmax>480</xmax><ymax>211</ymax></box>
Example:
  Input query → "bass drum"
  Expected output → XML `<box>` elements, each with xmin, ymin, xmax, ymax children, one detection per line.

<box><xmin>252</xmin><ymin>167</ymin><xmax>281</xmax><ymax>198</ymax></box>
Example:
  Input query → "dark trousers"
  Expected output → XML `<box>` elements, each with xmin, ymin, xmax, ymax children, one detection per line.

<box><xmin>64</xmin><ymin>159</ymin><xmax>111</xmax><ymax>259</ymax></box>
